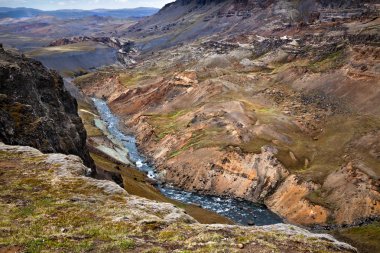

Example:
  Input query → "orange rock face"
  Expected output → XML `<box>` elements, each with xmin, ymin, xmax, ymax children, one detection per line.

<box><xmin>266</xmin><ymin>175</ymin><xmax>329</xmax><ymax>225</ymax></box>
<box><xmin>159</xmin><ymin>146</ymin><xmax>289</xmax><ymax>202</ymax></box>
<box><xmin>170</xmin><ymin>70</ymin><xmax>198</xmax><ymax>87</ymax></box>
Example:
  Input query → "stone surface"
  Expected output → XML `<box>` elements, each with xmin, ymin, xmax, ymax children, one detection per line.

<box><xmin>0</xmin><ymin>48</ymin><xmax>94</xmax><ymax>169</ymax></box>
<box><xmin>323</xmin><ymin>162</ymin><xmax>380</xmax><ymax>224</ymax></box>
<box><xmin>265</xmin><ymin>175</ymin><xmax>330</xmax><ymax>225</ymax></box>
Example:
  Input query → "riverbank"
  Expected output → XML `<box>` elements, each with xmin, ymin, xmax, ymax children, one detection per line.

<box><xmin>76</xmin><ymin>97</ymin><xmax>234</xmax><ymax>225</ymax></box>
<box><xmin>81</xmin><ymin>94</ymin><xmax>283</xmax><ymax>226</ymax></box>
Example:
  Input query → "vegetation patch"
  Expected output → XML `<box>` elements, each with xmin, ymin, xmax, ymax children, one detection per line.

<box><xmin>62</xmin><ymin>68</ymin><xmax>88</xmax><ymax>78</ymax></box>
<box><xmin>118</xmin><ymin>72</ymin><xmax>158</xmax><ymax>87</ymax></box>
<box><xmin>169</xmin><ymin>127</ymin><xmax>226</xmax><ymax>158</ymax></box>
<box><xmin>332</xmin><ymin>222</ymin><xmax>380</xmax><ymax>253</ymax></box>
<box><xmin>309</xmin><ymin>50</ymin><xmax>345</xmax><ymax>73</ymax></box>
<box><xmin>119</xmin><ymin>239</ymin><xmax>135</xmax><ymax>249</ymax></box>
<box><xmin>304</xmin><ymin>189</ymin><xmax>331</xmax><ymax>209</ymax></box>
<box><xmin>78</xmin><ymin>102</ymin><xmax>103</xmax><ymax>137</ymax></box>
<box><xmin>146</xmin><ymin>109</ymin><xmax>188</xmax><ymax>140</ymax></box>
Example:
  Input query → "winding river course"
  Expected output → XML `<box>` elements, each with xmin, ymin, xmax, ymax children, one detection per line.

<box><xmin>92</xmin><ymin>98</ymin><xmax>283</xmax><ymax>226</ymax></box>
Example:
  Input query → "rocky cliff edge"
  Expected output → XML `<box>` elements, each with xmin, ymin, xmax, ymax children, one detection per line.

<box><xmin>0</xmin><ymin>46</ymin><xmax>94</xmax><ymax>169</ymax></box>
<box><xmin>0</xmin><ymin>142</ymin><xmax>356</xmax><ymax>253</ymax></box>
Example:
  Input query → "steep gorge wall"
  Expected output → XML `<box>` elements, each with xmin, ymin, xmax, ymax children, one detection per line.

<box><xmin>0</xmin><ymin>46</ymin><xmax>94</xmax><ymax>169</ymax></box>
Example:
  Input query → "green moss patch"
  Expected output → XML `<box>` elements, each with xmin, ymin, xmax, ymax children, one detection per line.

<box><xmin>169</xmin><ymin>127</ymin><xmax>227</xmax><ymax>158</ymax></box>
<box><xmin>146</xmin><ymin>110</ymin><xmax>189</xmax><ymax>140</ymax></box>
<box><xmin>332</xmin><ymin>222</ymin><xmax>380</xmax><ymax>253</ymax></box>
<box><xmin>309</xmin><ymin>50</ymin><xmax>345</xmax><ymax>73</ymax></box>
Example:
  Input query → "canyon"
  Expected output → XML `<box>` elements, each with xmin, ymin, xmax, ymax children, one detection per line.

<box><xmin>0</xmin><ymin>47</ymin><xmax>356</xmax><ymax>253</ymax></box>
<box><xmin>76</xmin><ymin>0</ymin><xmax>380</xmax><ymax>228</ymax></box>
<box><xmin>0</xmin><ymin>0</ymin><xmax>380</xmax><ymax>252</ymax></box>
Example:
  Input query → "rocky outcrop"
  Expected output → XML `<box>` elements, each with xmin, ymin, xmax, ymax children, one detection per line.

<box><xmin>169</xmin><ymin>70</ymin><xmax>199</xmax><ymax>87</ymax></box>
<box><xmin>116</xmin><ymin>40</ymin><xmax>139</xmax><ymax>68</ymax></box>
<box><xmin>323</xmin><ymin>162</ymin><xmax>380</xmax><ymax>225</ymax></box>
<box><xmin>266</xmin><ymin>175</ymin><xmax>330</xmax><ymax>225</ymax></box>
<box><xmin>48</xmin><ymin>36</ymin><xmax>120</xmax><ymax>47</ymax></box>
<box><xmin>0</xmin><ymin>46</ymin><xmax>94</xmax><ymax>169</ymax></box>
<box><xmin>0</xmin><ymin>142</ymin><xmax>357</xmax><ymax>252</ymax></box>
<box><xmin>159</xmin><ymin>146</ymin><xmax>289</xmax><ymax>202</ymax></box>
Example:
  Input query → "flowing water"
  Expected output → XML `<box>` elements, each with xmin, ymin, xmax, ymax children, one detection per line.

<box><xmin>92</xmin><ymin>98</ymin><xmax>283</xmax><ymax>226</ymax></box>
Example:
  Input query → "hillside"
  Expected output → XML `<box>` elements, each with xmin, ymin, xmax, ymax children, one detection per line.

<box><xmin>123</xmin><ymin>0</ymin><xmax>378</xmax><ymax>51</ymax></box>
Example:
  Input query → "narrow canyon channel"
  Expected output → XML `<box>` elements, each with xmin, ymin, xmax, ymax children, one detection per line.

<box><xmin>92</xmin><ymin>98</ymin><xmax>283</xmax><ymax>226</ymax></box>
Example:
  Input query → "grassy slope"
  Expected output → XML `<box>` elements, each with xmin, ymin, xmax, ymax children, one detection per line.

<box><xmin>0</xmin><ymin>144</ymin><xmax>354</xmax><ymax>253</ymax></box>
<box><xmin>331</xmin><ymin>222</ymin><xmax>380</xmax><ymax>253</ymax></box>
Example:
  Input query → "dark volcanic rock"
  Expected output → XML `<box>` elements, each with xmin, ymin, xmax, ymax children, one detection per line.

<box><xmin>0</xmin><ymin>47</ymin><xmax>95</xmax><ymax>170</ymax></box>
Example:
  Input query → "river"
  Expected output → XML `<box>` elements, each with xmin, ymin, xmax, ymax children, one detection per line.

<box><xmin>92</xmin><ymin>98</ymin><xmax>283</xmax><ymax>226</ymax></box>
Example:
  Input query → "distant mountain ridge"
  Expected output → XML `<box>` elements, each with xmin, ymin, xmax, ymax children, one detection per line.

<box><xmin>0</xmin><ymin>7</ymin><xmax>159</xmax><ymax>19</ymax></box>
<box><xmin>126</xmin><ymin>0</ymin><xmax>377</xmax><ymax>51</ymax></box>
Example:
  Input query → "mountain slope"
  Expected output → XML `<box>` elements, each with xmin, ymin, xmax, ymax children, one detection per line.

<box><xmin>124</xmin><ymin>0</ymin><xmax>377</xmax><ymax>51</ymax></box>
